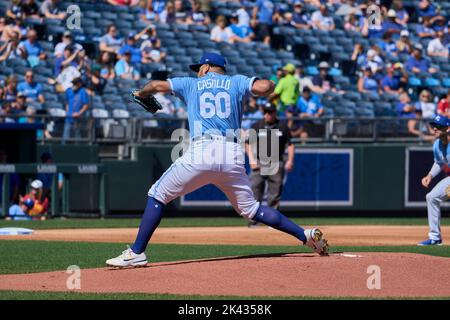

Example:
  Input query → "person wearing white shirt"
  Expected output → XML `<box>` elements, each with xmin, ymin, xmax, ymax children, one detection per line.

<box><xmin>210</xmin><ymin>15</ymin><xmax>233</xmax><ymax>43</ymax></box>
<box><xmin>427</xmin><ymin>30</ymin><xmax>449</xmax><ymax>58</ymax></box>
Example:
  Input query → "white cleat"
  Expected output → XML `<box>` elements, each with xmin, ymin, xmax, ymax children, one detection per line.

<box><xmin>304</xmin><ymin>228</ymin><xmax>329</xmax><ymax>256</ymax></box>
<box><xmin>106</xmin><ymin>246</ymin><xmax>148</xmax><ymax>268</ymax></box>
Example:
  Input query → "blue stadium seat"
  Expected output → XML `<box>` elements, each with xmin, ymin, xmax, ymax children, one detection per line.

<box><xmin>334</xmin><ymin>107</ymin><xmax>355</xmax><ymax>117</ymax></box>
<box><xmin>443</xmin><ymin>78</ymin><xmax>450</xmax><ymax>88</ymax></box>
<box><xmin>424</xmin><ymin>77</ymin><xmax>441</xmax><ymax>87</ymax></box>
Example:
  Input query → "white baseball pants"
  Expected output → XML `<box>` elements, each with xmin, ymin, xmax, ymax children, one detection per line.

<box><xmin>148</xmin><ymin>138</ymin><xmax>260</xmax><ymax>219</ymax></box>
<box><xmin>426</xmin><ymin>176</ymin><xmax>450</xmax><ymax>240</ymax></box>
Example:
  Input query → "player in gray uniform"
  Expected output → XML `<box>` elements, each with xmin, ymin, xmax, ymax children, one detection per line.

<box><xmin>419</xmin><ymin>115</ymin><xmax>450</xmax><ymax>245</ymax></box>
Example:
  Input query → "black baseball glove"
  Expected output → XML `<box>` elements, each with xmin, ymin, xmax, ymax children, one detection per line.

<box><xmin>130</xmin><ymin>89</ymin><xmax>163</xmax><ymax>114</ymax></box>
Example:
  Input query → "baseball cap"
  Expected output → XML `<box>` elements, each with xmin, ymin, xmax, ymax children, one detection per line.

<box><xmin>128</xmin><ymin>32</ymin><xmax>136</xmax><ymax>39</ymax></box>
<box><xmin>40</xmin><ymin>151</ymin><xmax>52</xmax><ymax>162</ymax></box>
<box><xmin>294</xmin><ymin>0</ymin><xmax>303</xmax><ymax>6</ymax></box>
<box><xmin>400</xmin><ymin>30</ymin><xmax>409</xmax><ymax>37</ymax></box>
<box><xmin>367</xmin><ymin>49</ymin><xmax>376</xmax><ymax>57</ymax></box>
<box><xmin>318</xmin><ymin>61</ymin><xmax>329</xmax><ymax>69</ymax></box>
<box><xmin>430</xmin><ymin>115</ymin><xmax>450</xmax><ymax>128</ymax></box>
<box><xmin>413</xmin><ymin>43</ymin><xmax>423</xmax><ymax>51</ymax></box>
<box><xmin>189</xmin><ymin>52</ymin><xmax>227</xmax><ymax>72</ymax></box>
<box><xmin>387</xmin><ymin>9</ymin><xmax>396</xmax><ymax>18</ymax></box>
<box><xmin>262</xmin><ymin>102</ymin><xmax>277</xmax><ymax>112</ymax></box>
<box><xmin>283</xmin><ymin>63</ymin><xmax>296</xmax><ymax>73</ymax></box>
<box><xmin>256</xmin><ymin>97</ymin><xmax>268</xmax><ymax>106</ymax></box>
<box><xmin>23</xmin><ymin>198</ymin><xmax>35</xmax><ymax>209</ymax></box>
<box><xmin>30</xmin><ymin>179</ymin><xmax>43</xmax><ymax>189</ymax></box>
<box><xmin>63</xmin><ymin>31</ymin><xmax>72</xmax><ymax>37</ymax></box>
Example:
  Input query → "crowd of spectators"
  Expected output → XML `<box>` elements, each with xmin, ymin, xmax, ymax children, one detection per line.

<box><xmin>0</xmin><ymin>0</ymin><xmax>448</xmax><ymax>141</ymax></box>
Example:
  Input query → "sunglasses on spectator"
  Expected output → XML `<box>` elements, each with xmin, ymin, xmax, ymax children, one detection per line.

<box><xmin>432</xmin><ymin>125</ymin><xmax>448</xmax><ymax>131</ymax></box>
<box><xmin>264</xmin><ymin>110</ymin><xmax>276</xmax><ymax>114</ymax></box>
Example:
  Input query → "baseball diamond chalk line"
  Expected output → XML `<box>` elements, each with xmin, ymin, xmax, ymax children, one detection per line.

<box><xmin>0</xmin><ymin>225</ymin><xmax>449</xmax><ymax>246</ymax></box>
<box><xmin>0</xmin><ymin>253</ymin><xmax>449</xmax><ymax>297</ymax></box>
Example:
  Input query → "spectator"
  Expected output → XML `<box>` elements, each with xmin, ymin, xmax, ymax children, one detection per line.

<box><xmin>0</xmin><ymin>38</ymin><xmax>16</xmax><ymax>62</ymax></box>
<box><xmin>417</xmin><ymin>16</ymin><xmax>436</xmax><ymax>39</ymax></box>
<box><xmin>361</xmin><ymin>48</ymin><xmax>384</xmax><ymax>75</ymax></box>
<box><xmin>17</xmin><ymin>70</ymin><xmax>45</xmax><ymax>103</ymax></box>
<box><xmin>294</xmin><ymin>63</ymin><xmax>314</xmax><ymax>94</ymax></box>
<box><xmin>378</xmin><ymin>31</ymin><xmax>398</xmax><ymax>59</ymax></box>
<box><xmin>40</xmin><ymin>0</ymin><xmax>66</xmax><ymax>20</ymax></box>
<box><xmin>21</xmin><ymin>0</ymin><xmax>41</xmax><ymax>20</ymax></box>
<box><xmin>115</xmin><ymin>51</ymin><xmax>140</xmax><ymax>80</ymax></box>
<box><xmin>382</xmin><ymin>9</ymin><xmax>403</xmax><ymax>35</ymax></box>
<box><xmin>415</xmin><ymin>89</ymin><xmax>436</xmax><ymax>119</ymax></box>
<box><xmin>381</xmin><ymin>64</ymin><xmax>407</xmax><ymax>95</ymax></box>
<box><xmin>154</xmin><ymin>92</ymin><xmax>176</xmax><ymax>116</ymax></box>
<box><xmin>292</xmin><ymin>87</ymin><xmax>324</xmax><ymax>140</ymax></box>
<box><xmin>270</xmin><ymin>66</ymin><xmax>283</xmax><ymax>85</ymax></box>
<box><xmin>140</xmin><ymin>1</ymin><xmax>158</xmax><ymax>23</ymax></box>
<box><xmin>396</xmin><ymin>92</ymin><xmax>422</xmax><ymax>137</ymax></box>
<box><xmin>2</xmin><ymin>76</ymin><xmax>18</xmax><ymax>102</ymax></box>
<box><xmin>344</xmin><ymin>13</ymin><xmax>360</xmax><ymax>32</ymax></box>
<box><xmin>48</xmin><ymin>61</ymin><xmax>81</xmax><ymax>93</ymax></box>
<box><xmin>54</xmin><ymin>31</ymin><xmax>83</xmax><ymax>58</ymax></box>
<box><xmin>405</xmin><ymin>44</ymin><xmax>437</xmax><ymax>74</ymax></box>
<box><xmin>291</xmin><ymin>1</ymin><xmax>310</xmax><ymax>29</ymax></box>
<box><xmin>297</xmin><ymin>86</ymin><xmax>324</xmax><ymax>119</ymax></box>
<box><xmin>416</xmin><ymin>0</ymin><xmax>438</xmax><ymax>18</ymax></box>
<box><xmin>210</xmin><ymin>15</ymin><xmax>233</xmax><ymax>43</ymax></box>
<box><xmin>119</xmin><ymin>32</ymin><xmax>143</xmax><ymax>70</ymax></box>
<box><xmin>86</xmin><ymin>64</ymin><xmax>107</xmax><ymax>96</ymax></box>
<box><xmin>6</xmin><ymin>0</ymin><xmax>23</xmax><ymax>20</ymax></box>
<box><xmin>229</xmin><ymin>13</ymin><xmax>255</xmax><ymax>43</ymax></box>
<box><xmin>251</xmin><ymin>0</ymin><xmax>274</xmax><ymax>45</ymax></box>
<box><xmin>18</xmin><ymin>29</ymin><xmax>46</xmax><ymax>67</ymax></box>
<box><xmin>160</xmin><ymin>1</ymin><xmax>175</xmax><ymax>24</ymax></box>
<box><xmin>396</xmin><ymin>29</ymin><xmax>412</xmax><ymax>54</ymax></box>
<box><xmin>63</xmin><ymin>77</ymin><xmax>89</xmax><ymax>141</ymax></box>
<box><xmin>11</xmin><ymin>92</ymin><xmax>27</xmax><ymax>113</ymax></box>
<box><xmin>311</xmin><ymin>4</ymin><xmax>335</xmax><ymax>31</ymax></box>
<box><xmin>8</xmin><ymin>198</ymin><xmax>34</xmax><ymax>220</ymax></box>
<box><xmin>351</xmin><ymin>43</ymin><xmax>365</xmax><ymax>67</ymax></box>
<box><xmin>270</xmin><ymin>63</ymin><xmax>299</xmax><ymax>112</ymax></box>
<box><xmin>0</xmin><ymin>102</ymin><xmax>15</xmax><ymax>123</ymax></box>
<box><xmin>54</xmin><ymin>45</ymin><xmax>79</xmax><ymax>77</ymax></box>
<box><xmin>311</xmin><ymin>61</ymin><xmax>335</xmax><ymax>94</ymax></box>
<box><xmin>357</xmin><ymin>66</ymin><xmax>379</xmax><ymax>94</ymax></box>
<box><xmin>186</xmin><ymin>0</ymin><xmax>210</xmax><ymax>26</ymax></box>
<box><xmin>392</xmin><ymin>0</ymin><xmax>409</xmax><ymax>27</ymax></box>
<box><xmin>99</xmin><ymin>24</ymin><xmax>123</xmax><ymax>55</ymax></box>
<box><xmin>174</xmin><ymin>0</ymin><xmax>187</xmax><ymax>24</ymax></box>
<box><xmin>437</xmin><ymin>90</ymin><xmax>450</xmax><ymax>118</ymax></box>
<box><xmin>242</xmin><ymin>97</ymin><xmax>264</xmax><ymax>130</ymax></box>
<box><xmin>361</xmin><ymin>5</ymin><xmax>384</xmax><ymax>39</ymax></box>
<box><xmin>235</xmin><ymin>2</ymin><xmax>250</xmax><ymax>28</ymax></box>
<box><xmin>18</xmin><ymin>106</ymin><xmax>50</xmax><ymax>139</ymax></box>
<box><xmin>141</xmin><ymin>39</ymin><xmax>166</xmax><ymax>64</ymax></box>
<box><xmin>0</xmin><ymin>16</ymin><xmax>22</xmax><ymax>42</ymax></box>
<box><xmin>427</xmin><ymin>30</ymin><xmax>449</xmax><ymax>58</ymax></box>
<box><xmin>97</xmin><ymin>51</ymin><xmax>116</xmax><ymax>80</ymax></box>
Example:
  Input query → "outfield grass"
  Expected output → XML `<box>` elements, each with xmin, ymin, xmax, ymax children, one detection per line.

<box><xmin>0</xmin><ymin>217</ymin><xmax>448</xmax><ymax>230</ymax></box>
<box><xmin>0</xmin><ymin>290</ymin><xmax>448</xmax><ymax>300</ymax></box>
<box><xmin>0</xmin><ymin>240</ymin><xmax>449</xmax><ymax>275</ymax></box>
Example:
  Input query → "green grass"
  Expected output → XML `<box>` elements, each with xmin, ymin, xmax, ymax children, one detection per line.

<box><xmin>0</xmin><ymin>217</ymin><xmax>448</xmax><ymax>230</ymax></box>
<box><xmin>0</xmin><ymin>240</ymin><xmax>449</xmax><ymax>275</ymax></box>
<box><xmin>0</xmin><ymin>291</ymin><xmax>448</xmax><ymax>300</ymax></box>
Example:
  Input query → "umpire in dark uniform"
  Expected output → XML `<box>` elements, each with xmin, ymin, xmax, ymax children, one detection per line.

<box><xmin>246</xmin><ymin>102</ymin><xmax>295</xmax><ymax>220</ymax></box>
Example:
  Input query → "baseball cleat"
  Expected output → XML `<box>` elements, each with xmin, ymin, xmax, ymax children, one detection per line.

<box><xmin>304</xmin><ymin>228</ymin><xmax>329</xmax><ymax>256</ymax></box>
<box><xmin>106</xmin><ymin>246</ymin><xmax>148</xmax><ymax>267</ymax></box>
<box><xmin>417</xmin><ymin>239</ymin><xmax>443</xmax><ymax>246</ymax></box>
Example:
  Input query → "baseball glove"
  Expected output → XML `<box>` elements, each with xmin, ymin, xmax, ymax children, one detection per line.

<box><xmin>130</xmin><ymin>89</ymin><xmax>163</xmax><ymax>114</ymax></box>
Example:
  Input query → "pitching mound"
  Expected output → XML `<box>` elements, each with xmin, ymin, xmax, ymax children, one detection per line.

<box><xmin>0</xmin><ymin>252</ymin><xmax>449</xmax><ymax>298</ymax></box>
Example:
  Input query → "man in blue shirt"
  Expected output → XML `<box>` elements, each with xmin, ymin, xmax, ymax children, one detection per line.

<box><xmin>229</xmin><ymin>13</ymin><xmax>255</xmax><ymax>43</ymax></box>
<box><xmin>405</xmin><ymin>44</ymin><xmax>436</xmax><ymax>74</ymax></box>
<box><xmin>382</xmin><ymin>10</ymin><xmax>404</xmax><ymax>36</ymax></box>
<box><xmin>381</xmin><ymin>65</ymin><xmax>403</xmax><ymax>95</ymax></box>
<box><xmin>297</xmin><ymin>87</ymin><xmax>324</xmax><ymax>118</ymax></box>
<box><xmin>251</xmin><ymin>0</ymin><xmax>274</xmax><ymax>44</ymax></box>
<box><xmin>18</xmin><ymin>28</ymin><xmax>46</xmax><ymax>67</ymax></box>
<box><xmin>118</xmin><ymin>32</ymin><xmax>142</xmax><ymax>69</ymax></box>
<box><xmin>17</xmin><ymin>70</ymin><xmax>45</xmax><ymax>103</ymax></box>
<box><xmin>63</xmin><ymin>77</ymin><xmax>89</xmax><ymax>142</ymax></box>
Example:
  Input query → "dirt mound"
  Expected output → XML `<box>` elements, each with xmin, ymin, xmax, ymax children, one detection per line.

<box><xmin>0</xmin><ymin>252</ymin><xmax>449</xmax><ymax>298</ymax></box>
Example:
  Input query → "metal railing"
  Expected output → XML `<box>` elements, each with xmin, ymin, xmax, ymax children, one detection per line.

<box><xmin>0</xmin><ymin>114</ymin><xmax>436</xmax><ymax>145</ymax></box>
